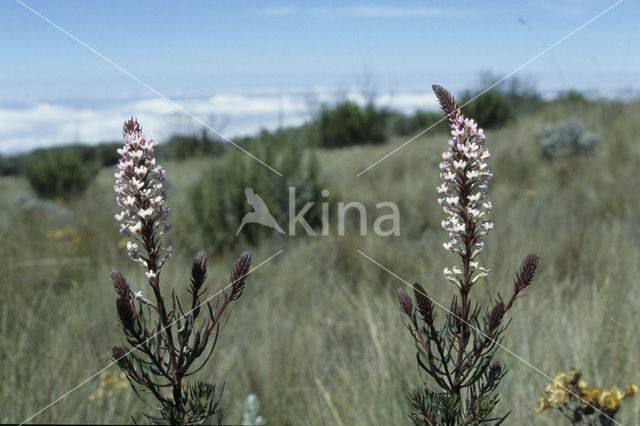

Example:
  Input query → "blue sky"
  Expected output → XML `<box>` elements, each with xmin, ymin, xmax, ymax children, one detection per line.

<box><xmin>0</xmin><ymin>0</ymin><xmax>638</xmax><ymax>152</ymax></box>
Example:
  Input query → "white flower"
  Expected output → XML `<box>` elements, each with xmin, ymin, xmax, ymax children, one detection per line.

<box><xmin>124</xmin><ymin>196</ymin><xmax>136</xmax><ymax>208</ymax></box>
<box><xmin>464</xmin><ymin>118</ymin><xmax>477</xmax><ymax>132</ymax></box>
<box><xmin>452</xmin><ymin>266</ymin><xmax>462</xmax><ymax>275</ymax></box>
<box><xmin>482</xmin><ymin>221</ymin><xmax>494</xmax><ymax>231</ymax></box>
<box><xmin>134</xmin><ymin>165</ymin><xmax>148</xmax><ymax>179</ymax></box>
<box><xmin>131</xmin><ymin>178</ymin><xmax>144</xmax><ymax>190</ymax></box>
<box><xmin>134</xmin><ymin>291</ymin><xmax>143</xmax><ymax>301</ymax></box>
<box><xmin>437</xmin><ymin>183</ymin><xmax>448</xmax><ymax>194</ymax></box>
<box><xmin>453</xmin><ymin>159</ymin><xmax>467</xmax><ymax>171</ymax></box>
<box><xmin>443</xmin><ymin>172</ymin><xmax>456</xmax><ymax>182</ymax></box>
<box><xmin>483</xmin><ymin>201</ymin><xmax>493</xmax><ymax>210</ymax></box>
<box><xmin>441</xmin><ymin>220</ymin><xmax>450</xmax><ymax>230</ymax></box>
<box><xmin>446</xmin><ymin>196</ymin><xmax>459</xmax><ymax>207</ymax></box>
<box><xmin>145</xmin><ymin>270</ymin><xmax>157</xmax><ymax>280</ymax></box>
<box><xmin>129</xmin><ymin>221</ymin><xmax>143</xmax><ymax>234</ymax></box>
<box><xmin>115</xmin><ymin>211</ymin><xmax>126</xmax><ymax>222</ymax></box>
<box><xmin>470</xmin><ymin>261</ymin><xmax>478</xmax><ymax>270</ymax></box>
<box><xmin>443</xmin><ymin>241</ymin><xmax>454</xmax><ymax>251</ymax></box>
<box><xmin>442</xmin><ymin>151</ymin><xmax>453</xmax><ymax>160</ymax></box>
<box><xmin>466</xmin><ymin>170</ymin><xmax>480</xmax><ymax>180</ymax></box>
<box><xmin>126</xmin><ymin>241</ymin><xmax>137</xmax><ymax>252</ymax></box>
<box><xmin>479</xmin><ymin>150</ymin><xmax>490</xmax><ymax>160</ymax></box>
<box><xmin>139</xmin><ymin>207</ymin><xmax>154</xmax><ymax>220</ymax></box>
<box><xmin>122</xmin><ymin>159</ymin><xmax>134</xmax><ymax>170</ymax></box>
<box><xmin>469</xmin><ymin>193</ymin><xmax>481</xmax><ymax>203</ymax></box>
<box><xmin>453</xmin><ymin>222</ymin><xmax>466</xmax><ymax>234</ymax></box>
<box><xmin>466</xmin><ymin>208</ymin><xmax>480</xmax><ymax>218</ymax></box>
<box><xmin>131</xmin><ymin>150</ymin><xmax>144</xmax><ymax>161</ymax></box>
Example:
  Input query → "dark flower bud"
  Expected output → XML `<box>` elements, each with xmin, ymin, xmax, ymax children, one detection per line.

<box><xmin>488</xmin><ymin>301</ymin><xmax>506</xmax><ymax>330</ymax></box>
<box><xmin>190</xmin><ymin>249</ymin><xmax>207</xmax><ymax>295</ymax></box>
<box><xmin>413</xmin><ymin>283</ymin><xmax>435</xmax><ymax>325</ymax></box>
<box><xmin>432</xmin><ymin>84</ymin><xmax>460</xmax><ymax>123</ymax></box>
<box><xmin>514</xmin><ymin>252</ymin><xmax>539</xmax><ymax>292</ymax></box>
<box><xmin>110</xmin><ymin>268</ymin><xmax>130</xmax><ymax>299</ymax></box>
<box><xmin>123</xmin><ymin>117</ymin><xmax>141</xmax><ymax>134</ymax></box>
<box><xmin>116</xmin><ymin>297</ymin><xmax>137</xmax><ymax>332</ymax></box>
<box><xmin>112</xmin><ymin>345</ymin><xmax>132</xmax><ymax>371</ymax></box>
<box><xmin>397</xmin><ymin>288</ymin><xmax>413</xmax><ymax>317</ymax></box>
<box><xmin>230</xmin><ymin>248</ymin><xmax>251</xmax><ymax>300</ymax></box>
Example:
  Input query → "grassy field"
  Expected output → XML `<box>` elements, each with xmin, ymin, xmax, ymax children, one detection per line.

<box><xmin>2</xmin><ymin>99</ymin><xmax>640</xmax><ymax>424</ymax></box>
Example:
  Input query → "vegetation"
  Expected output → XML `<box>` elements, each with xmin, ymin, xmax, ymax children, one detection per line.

<box><xmin>314</xmin><ymin>100</ymin><xmax>388</xmax><ymax>148</ymax></box>
<box><xmin>111</xmin><ymin>119</ymin><xmax>252</xmax><ymax>423</ymax></box>
<box><xmin>396</xmin><ymin>85</ymin><xmax>540</xmax><ymax>424</ymax></box>
<box><xmin>187</xmin><ymin>130</ymin><xmax>330</xmax><ymax>252</ymax></box>
<box><xmin>538</xmin><ymin>117</ymin><xmax>599</xmax><ymax>160</ymax></box>
<box><xmin>536</xmin><ymin>368</ymin><xmax>638</xmax><ymax>425</ymax></box>
<box><xmin>25</xmin><ymin>146</ymin><xmax>100</xmax><ymax>199</ymax></box>
<box><xmin>2</xmin><ymin>95</ymin><xmax>639</xmax><ymax>424</ymax></box>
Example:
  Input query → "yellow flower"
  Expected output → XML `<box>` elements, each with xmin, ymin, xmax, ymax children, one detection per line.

<box><xmin>536</xmin><ymin>396</ymin><xmax>550</xmax><ymax>412</ymax></box>
<box><xmin>46</xmin><ymin>229</ymin><xmax>65</xmax><ymax>239</ymax></box>
<box><xmin>549</xmin><ymin>388</ymin><xmax>567</xmax><ymax>405</ymax></box>
<box><xmin>554</xmin><ymin>372</ymin><xmax>568</xmax><ymax>386</ymax></box>
<box><xmin>567</xmin><ymin>367</ymin><xmax>581</xmax><ymax>384</ymax></box>
<box><xmin>88</xmin><ymin>370</ymin><xmax>129</xmax><ymax>402</ymax></box>
<box><xmin>591</xmin><ymin>387</ymin><xmax>603</xmax><ymax>404</ymax></box>
<box><xmin>609</xmin><ymin>386</ymin><xmax>624</xmax><ymax>401</ymax></box>
<box><xmin>624</xmin><ymin>383</ymin><xmax>639</xmax><ymax>397</ymax></box>
<box><xmin>601</xmin><ymin>392</ymin><xmax>619</xmax><ymax>411</ymax></box>
<box><xmin>117</xmin><ymin>237</ymin><xmax>129</xmax><ymax>249</ymax></box>
<box><xmin>580</xmin><ymin>387</ymin><xmax>592</xmax><ymax>402</ymax></box>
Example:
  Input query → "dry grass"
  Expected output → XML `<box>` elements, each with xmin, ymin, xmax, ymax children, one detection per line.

<box><xmin>2</xmin><ymin>99</ymin><xmax>640</xmax><ymax>424</ymax></box>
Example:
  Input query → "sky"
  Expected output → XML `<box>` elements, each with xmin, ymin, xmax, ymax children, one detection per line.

<box><xmin>0</xmin><ymin>0</ymin><xmax>638</xmax><ymax>154</ymax></box>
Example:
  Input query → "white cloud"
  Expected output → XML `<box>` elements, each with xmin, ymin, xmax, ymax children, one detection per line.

<box><xmin>0</xmin><ymin>89</ymin><xmax>443</xmax><ymax>154</ymax></box>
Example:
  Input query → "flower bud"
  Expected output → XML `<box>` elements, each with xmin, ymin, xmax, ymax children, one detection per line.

<box><xmin>413</xmin><ymin>283</ymin><xmax>434</xmax><ymax>325</ymax></box>
<box><xmin>110</xmin><ymin>268</ymin><xmax>130</xmax><ymax>299</ymax></box>
<box><xmin>397</xmin><ymin>288</ymin><xmax>413</xmax><ymax>317</ymax></box>
<box><xmin>230</xmin><ymin>248</ymin><xmax>251</xmax><ymax>300</ymax></box>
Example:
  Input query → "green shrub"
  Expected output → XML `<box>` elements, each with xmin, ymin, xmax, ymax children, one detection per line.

<box><xmin>537</xmin><ymin>117</ymin><xmax>598</xmax><ymax>160</ymax></box>
<box><xmin>187</xmin><ymin>131</ymin><xmax>331</xmax><ymax>251</ymax></box>
<box><xmin>459</xmin><ymin>89</ymin><xmax>515</xmax><ymax>129</ymax></box>
<box><xmin>93</xmin><ymin>142</ymin><xmax>122</xmax><ymax>166</ymax></box>
<box><xmin>160</xmin><ymin>129</ymin><xmax>226</xmax><ymax>161</ymax></box>
<box><xmin>25</xmin><ymin>146</ymin><xmax>100</xmax><ymax>199</ymax></box>
<box><xmin>0</xmin><ymin>154</ymin><xmax>25</xmax><ymax>176</ymax></box>
<box><xmin>315</xmin><ymin>100</ymin><xmax>388</xmax><ymax>148</ymax></box>
<box><xmin>389</xmin><ymin>109</ymin><xmax>448</xmax><ymax>136</ymax></box>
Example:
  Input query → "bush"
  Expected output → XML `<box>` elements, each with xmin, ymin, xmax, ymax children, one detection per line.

<box><xmin>459</xmin><ymin>89</ymin><xmax>516</xmax><ymax>129</ymax></box>
<box><xmin>93</xmin><ymin>142</ymin><xmax>123</xmax><ymax>166</ymax></box>
<box><xmin>25</xmin><ymin>146</ymin><xmax>100</xmax><ymax>199</ymax></box>
<box><xmin>388</xmin><ymin>109</ymin><xmax>448</xmax><ymax>136</ymax></box>
<box><xmin>160</xmin><ymin>129</ymin><xmax>226</xmax><ymax>161</ymax></box>
<box><xmin>0</xmin><ymin>154</ymin><xmax>25</xmax><ymax>176</ymax></box>
<box><xmin>187</xmin><ymin>131</ymin><xmax>332</xmax><ymax>251</ymax></box>
<box><xmin>458</xmin><ymin>73</ymin><xmax>543</xmax><ymax>129</ymax></box>
<box><xmin>315</xmin><ymin>100</ymin><xmax>388</xmax><ymax>148</ymax></box>
<box><xmin>537</xmin><ymin>117</ymin><xmax>599</xmax><ymax>160</ymax></box>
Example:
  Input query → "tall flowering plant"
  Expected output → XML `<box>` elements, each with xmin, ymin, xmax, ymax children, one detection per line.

<box><xmin>397</xmin><ymin>86</ymin><xmax>539</xmax><ymax>425</ymax></box>
<box><xmin>110</xmin><ymin>118</ymin><xmax>252</xmax><ymax>424</ymax></box>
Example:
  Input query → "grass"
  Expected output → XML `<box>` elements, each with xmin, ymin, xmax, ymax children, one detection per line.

<box><xmin>2</xmin><ymin>98</ymin><xmax>640</xmax><ymax>424</ymax></box>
